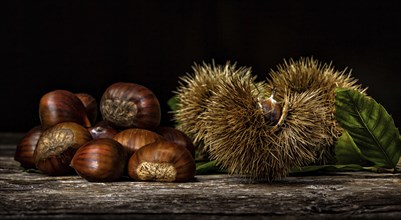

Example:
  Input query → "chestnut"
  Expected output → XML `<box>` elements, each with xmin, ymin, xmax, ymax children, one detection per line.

<box><xmin>88</xmin><ymin>120</ymin><xmax>119</xmax><ymax>139</ymax></box>
<box><xmin>14</xmin><ymin>125</ymin><xmax>43</xmax><ymax>169</ymax></box>
<box><xmin>39</xmin><ymin>90</ymin><xmax>92</xmax><ymax>130</ymax></box>
<box><xmin>34</xmin><ymin>122</ymin><xmax>92</xmax><ymax>175</ymax></box>
<box><xmin>113</xmin><ymin>128</ymin><xmax>163</xmax><ymax>157</ymax></box>
<box><xmin>155</xmin><ymin>126</ymin><xmax>196</xmax><ymax>158</ymax></box>
<box><xmin>70</xmin><ymin>138</ymin><xmax>126</xmax><ymax>182</ymax></box>
<box><xmin>260</xmin><ymin>94</ymin><xmax>282</xmax><ymax>125</ymax></box>
<box><xmin>127</xmin><ymin>140</ymin><xmax>196</xmax><ymax>182</ymax></box>
<box><xmin>100</xmin><ymin>82</ymin><xmax>161</xmax><ymax>130</ymax></box>
<box><xmin>75</xmin><ymin>93</ymin><xmax>98</xmax><ymax>126</ymax></box>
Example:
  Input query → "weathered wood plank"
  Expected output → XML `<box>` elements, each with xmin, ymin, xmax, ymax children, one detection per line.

<box><xmin>1</xmin><ymin>133</ymin><xmax>401</xmax><ymax>219</ymax></box>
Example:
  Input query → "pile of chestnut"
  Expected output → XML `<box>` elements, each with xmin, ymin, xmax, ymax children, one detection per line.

<box><xmin>14</xmin><ymin>82</ymin><xmax>196</xmax><ymax>182</ymax></box>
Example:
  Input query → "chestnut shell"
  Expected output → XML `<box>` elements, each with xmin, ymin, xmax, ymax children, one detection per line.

<box><xmin>260</xmin><ymin>97</ymin><xmax>282</xmax><ymax>125</ymax></box>
<box><xmin>34</xmin><ymin>122</ymin><xmax>92</xmax><ymax>175</ymax></box>
<box><xmin>75</xmin><ymin>93</ymin><xmax>98</xmax><ymax>126</ymax></box>
<box><xmin>39</xmin><ymin>90</ymin><xmax>92</xmax><ymax>130</ymax></box>
<box><xmin>113</xmin><ymin>128</ymin><xmax>163</xmax><ymax>157</ymax></box>
<box><xmin>71</xmin><ymin>138</ymin><xmax>126</xmax><ymax>182</ymax></box>
<box><xmin>100</xmin><ymin>82</ymin><xmax>161</xmax><ymax>130</ymax></box>
<box><xmin>88</xmin><ymin>120</ymin><xmax>119</xmax><ymax>139</ymax></box>
<box><xmin>155</xmin><ymin>126</ymin><xmax>196</xmax><ymax>158</ymax></box>
<box><xmin>14</xmin><ymin>125</ymin><xmax>43</xmax><ymax>169</ymax></box>
<box><xmin>128</xmin><ymin>140</ymin><xmax>195</xmax><ymax>182</ymax></box>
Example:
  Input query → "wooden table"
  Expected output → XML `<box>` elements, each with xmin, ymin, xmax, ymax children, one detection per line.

<box><xmin>1</xmin><ymin>133</ymin><xmax>401</xmax><ymax>219</ymax></box>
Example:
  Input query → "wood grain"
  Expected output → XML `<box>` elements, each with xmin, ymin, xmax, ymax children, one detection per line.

<box><xmin>1</xmin><ymin>133</ymin><xmax>401</xmax><ymax>219</ymax></box>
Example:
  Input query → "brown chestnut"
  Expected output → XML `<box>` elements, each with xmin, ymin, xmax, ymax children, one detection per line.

<box><xmin>113</xmin><ymin>128</ymin><xmax>163</xmax><ymax>157</ymax></box>
<box><xmin>14</xmin><ymin>125</ymin><xmax>43</xmax><ymax>169</ymax></box>
<box><xmin>100</xmin><ymin>82</ymin><xmax>161</xmax><ymax>130</ymax></box>
<box><xmin>259</xmin><ymin>94</ymin><xmax>282</xmax><ymax>125</ymax></box>
<box><xmin>70</xmin><ymin>138</ymin><xmax>126</xmax><ymax>182</ymax></box>
<box><xmin>34</xmin><ymin>122</ymin><xmax>92</xmax><ymax>175</ymax></box>
<box><xmin>39</xmin><ymin>90</ymin><xmax>92</xmax><ymax>130</ymax></box>
<box><xmin>155</xmin><ymin>126</ymin><xmax>195</xmax><ymax>158</ymax></box>
<box><xmin>88</xmin><ymin>120</ymin><xmax>119</xmax><ymax>139</ymax></box>
<box><xmin>128</xmin><ymin>140</ymin><xmax>195</xmax><ymax>182</ymax></box>
<box><xmin>75</xmin><ymin>93</ymin><xmax>98</xmax><ymax>126</ymax></box>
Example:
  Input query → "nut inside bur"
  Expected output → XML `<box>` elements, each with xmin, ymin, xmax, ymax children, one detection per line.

<box><xmin>136</xmin><ymin>162</ymin><xmax>177</xmax><ymax>182</ymax></box>
<box><xmin>102</xmin><ymin>99</ymin><xmax>137</xmax><ymax>126</ymax></box>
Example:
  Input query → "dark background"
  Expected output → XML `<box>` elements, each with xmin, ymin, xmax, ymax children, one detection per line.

<box><xmin>4</xmin><ymin>1</ymin><xmax>401</xmax><ymax>133</ymax></box>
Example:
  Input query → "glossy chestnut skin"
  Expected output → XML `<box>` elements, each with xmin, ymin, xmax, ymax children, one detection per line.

<box><xmin>70</xmin><ymin>138</ymin><xmax>126</xmax><ymax>182</ymax></box>
<box><xmin>39</xmin><ymin>90</ymin><xmax>92</xmax><ymax>130</ymax></box>
<box><xmin>113</xmin><ymin>128</ymin><xmax>163</xmax><ymax>157</ymax></box>
<box><xmin>75</xmin><ymin>93</ymin><xmax>98</xmax><ymax>126</ymax></box>
<box><xmin>260</xmin><ymin>96</ymin><xmax>282</xmax><ymax>125</ymax></box>
<box><xmin>88</xmin><ymin>120</ymin><xmax>119</xmax><ymax>139</ymax></box>
<box><xmin>14</xmin><ymin>125</ymin><xmax>43</xmax><ymax>169</ymax></box>
<box><xmin>34</xmin><ymin>122</ymin><xmax>92</xmax><ymax>175</ymax></box>
<box><xmin>155</xmin><ymin>126</ymin><xmax>195</xmax><ymax>158</ymax></box>
<box><xmin>128</xmin><ymin>140</ymin><xmax>196</xmax><ymax>182</ymax></box>
<box><xmin>100</xmin><ymin>82</ymin><xmax>161</xmax><ymax>130</ymax></box>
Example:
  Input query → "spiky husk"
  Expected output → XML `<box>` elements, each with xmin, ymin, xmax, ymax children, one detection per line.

<box><xmin>173</xmin><ymin>58</ymin><xmax>366</xmax><ymax>181</ymax></box>
<box><xmin>202</xmin><ymin>72</ymin><xmax>334</xmax><ymax>180</ymax></box>
<box><xmin>267</xmin><ymin>57</ymin><xmax>367</xmax><ymax>164</ymax></box>
<box><xmin>173</xmin><ymin>61</ymin><xmax>258</xmax><ymax>150</ymax></box>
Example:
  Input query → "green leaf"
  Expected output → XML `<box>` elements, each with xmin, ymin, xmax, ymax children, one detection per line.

<box><xmin>335</xmin><ymin>88</ymin><xmax>401</xmax><ymax>169</ymax></box>
<box><xmin>24</xmin><ymin>168</ymin><xmax>42</xmax><ymax>174</ymax></box>
<box><xmin>335</xmin><ymin>130</ymin><xmax>372</xmax><ymax>166</ymax></box>
<box><xmin>290</xmin><ymin>164</ymin><xmax>397</xmax><ymax>174</ymax></box>
<box><xmin>196</xmin><ymin>160</ymin><xmax>226</xmax><ymax>175</ymax></box>
<box><xmin>290</xmin><ymin>164</ymin><xmax>365</xmax><ymax>174</ymax></box>
<box><xmin>167</xmin><ymin>95</ymin><xmax>179</xmax><ymax>112</ymax></box>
